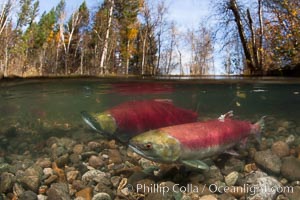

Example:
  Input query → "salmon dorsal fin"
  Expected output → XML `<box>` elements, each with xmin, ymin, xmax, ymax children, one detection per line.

<box><xmin>181</xmin><ymin>160</ymin><xmax>209</xmax><ymax>170</ymax></box>
<box><xmin>218</xmin><ymin>110</ymin><xmax>234</xmax><ymax>122</ymax></box>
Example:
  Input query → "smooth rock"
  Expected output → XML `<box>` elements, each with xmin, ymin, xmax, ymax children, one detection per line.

<box><xmin>285</xmin><ymin>135</ymin><xmax>295</xmax><ymax>145</ymax></box>
<box><xmin>281</xmin><ymin>156</ymin><xmax>300</xmax><ymax>181</ymax></box>
<box><xmin>0</xmin><ymin>172</ymin><xmax>15</xmax><ymax>193</ymax></box>
<box><xmin>47</xmin><ymin>183</ymin><xmax>70</xmax><ymax>200</ymax></box>
<box><xmin>82</xmin><ymin>170</ymin><xmax>111</xmax><ymax>185</ymax></box>
<box><xmin>88</xmin><ymin>155</ymin><xmax>104</xmax><ymax>168</ymax></box>
<box><xmin>43</xmin><ymin>168</ymin><xmax>53</xmax><ymax>176</ymax></box>
<box><xmin>55</xmin><ymin>154</ymin><xmax>69</xmax><ymax>168</ymax></box>
<box><xmin>218</xmin><ymin>193</ymin><xmax>237</xmax><ymax>200</ymax></box>
<box><xmin>277</xmin><ymin>127</ymin><xmax>288</xmax><ymax>135</ymax></box>
<box><xmin>87</xmin><ymin>141</ymin><xmax>103</xmax><ymax>151</ymax></box>
<box><xmin>72</xmin><ymin>180</ymin><xmax>86</xmax><ymax>191</ymax></box>
<box><xmin>108</xmin><ymin>140</ymin><xmax>117</xmax><ymax>149</ymax></box>
<box><xmin>75</xmin><ymin>187</ymin><xmax>93</xmax><ymax>200</ymax></box>
<box><xmin>284</xmin><ymin>186</ymin><xmax>300</xmax><ymax>200</ymax></box>
<box><xmin>225</xmin><ymin>171</ymin><xmax>239</xmax><ymax>186</ymax></box>
<box><xmin>44</xmin><ymin>174</ymin><xmax>58</xmax><ymax>185</ymax></box>
<box><xmin>19</xmin><ymin>190</ymin><xmax>37</xmax><ymax>200</ymax></box>
<box><xmin>19</xmin><ymin>165</ymin><xmax>42</xmax><ymax>192</ymax></box>
<box><xmin>272</xmin><ymin>141</ymin><xmax>290</xmax><ymax>158</ymax></box>
<box><xmin>35</xmin><ymin>158</ymin><xmax>52</xmax><ymax>168</ymax></box>
<box><xmin>246</xmin><ymin>171</ymin><xmax>282</xmax><ymax>200</ymax></box>
<box><xmin>73</xmin><ymin>144</ymin><xmax>84</xmax><ymax>154</ymax></box>
<box><xmin>199</xmin><ymin>195</ymin><xmax>218</xmax><ymax>200</ymax></box>
<box><xmin>37</xmin><ymin>194</ymin><xmax>48</xmax><ymax>200</ymax></box>
<box><xmin>221</xmin><ymin>157</ymin><xmax>245</xmax><ymax>175</ymax></box>
<box><xmin>244</xmin><ymin>163</ymin><xmax>258</xmax><ymax>173</ymax></box>
<box><xmin>204</xmin><ymin>165</ymin><xmax>224</xmax><ymax>184</ymax></box>
<box><xmin>66</xmin><ymin>170</ymin><xmax>79</xmax><ymax>183</ymax></box>
<box><xmin>107</xmin><ymin>149</ymin><xmax>122</xmax><ymax>164</ymax></box>
<box><xmin>254</xmin><ymin>149</ymin><xmax>282</xmax><ymax>174</ymax></box>
<box><xmin>92</xmin><ymin>193</ymin><xmax>112</xmax><ymax>200</ymax></box>
<box><xmin>81</xmin><ymin>151</ymin><xmax>98</xmax><ymax>160</ymax></box>
<box><xmin>94</xmin><ymin>183</ymin><xmax>115</xmax><ymax>199</ymax></box>
<box><xmin>69</xmin><ymin>153</ymin><xmax>81</xmax><ymax>164</ymax></box>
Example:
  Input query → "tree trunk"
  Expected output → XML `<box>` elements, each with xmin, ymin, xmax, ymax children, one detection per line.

<box><xmin>4</xmin><ymin>26</ymin><xmax>8</xmax><ymax>76</ymax></box>
<box><xmin>39</xmin><ymin>49</ymin><xmax>45</xmax><ymax>76</ymax></box>
<box><xmin>125</xmin><ymin>40</ymin><xmax>130</xmax><ymax>74</ymax></box>
<box><xmin>258</xmin><ymin>0</ymin><xmax>264</xmax><ymax>70</ymax></box>
<box><xmin>155</xmin><ymin>33</ymin><xmax>161</xmax><ymax>75</ymax></box>
<box><xmin>100</xmin><ymin>0</ymin><xmax>114</xmax><ymax>74</ymax></box>
<box><xmin>177</xmin><ymin>46</ymin><xmax>183</xmax><ymax>75</ymax></box>
<box><xmin>228</xmin><ymin>0</ymin><xmax>255</xmax><ymax>74</ymax></box>
<box><xmin>247</xmin><ymin>9</ymin><xmax>259</xmax><ymax>70</ymax></box>
<box><xmin>80</xmin><ymin>49</ymin><xmax>84</xmax><ymax>75</ymax></box>
<box><xmin>141</xmin><ymin>29</ymin><xmax>147</xmax><ymax>75</ymax></box>
<box><xmin>55</xmin><ymin>47</ymin><xmax>59</xmax><ymax>75</ymax></box>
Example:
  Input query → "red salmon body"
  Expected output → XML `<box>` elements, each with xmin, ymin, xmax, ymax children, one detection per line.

<box><xmin>81</xmin><ymin>99</ymin><xmax>198</xmax><ymax>142</ymax></box>
<box><xmin>162</xmin><ymin>119</ymin><xmax>253</xmax><ymax>150</ymax></box>
<box><xmin>110</xmin><ymin>100</ymin><xmax>198</xmax><ymax>135</ymax></box>
<box><xmin>129</xmin><ymin>117</ymin><xmax>263</xmax><ymax>169</ymax></box>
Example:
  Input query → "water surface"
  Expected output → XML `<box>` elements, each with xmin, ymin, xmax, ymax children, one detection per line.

<box><xmin>0</xmin><ymin>77</ymin><xmax>300</xmax><ymax>151</ymax></box>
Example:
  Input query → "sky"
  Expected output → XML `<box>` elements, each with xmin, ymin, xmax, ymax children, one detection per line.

<box><xmin>39</xmin><ymin>0</ymin><xmax>210</xmax><ymax>28</ymax></box>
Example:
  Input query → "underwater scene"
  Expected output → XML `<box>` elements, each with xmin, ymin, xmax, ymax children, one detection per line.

<box><xmin>0</xmin><ymin>78</ymin><xmax>300</xmax><ymax>200</ymax></box>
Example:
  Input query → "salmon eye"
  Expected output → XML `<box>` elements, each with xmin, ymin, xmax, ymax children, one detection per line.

<box><xmin>145</xmin><ymin>143</ymin><xmax>152</xmax><ymax>149</ymax></box>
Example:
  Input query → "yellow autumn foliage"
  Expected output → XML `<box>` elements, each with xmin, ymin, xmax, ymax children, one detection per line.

<box><xmin>128</xmin><ymin>28</ymin><xmax>138</xmax><ymax>40</ymax></box>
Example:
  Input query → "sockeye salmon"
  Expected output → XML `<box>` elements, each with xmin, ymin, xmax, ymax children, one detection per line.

<box><xmin>129</xmin><ymin>113</ymin><xmax>264</xmax><ymax>170</ymax></box>
<box><xmin>81</xmin><ymin>99</ymin><xmax>198</xmax><ymax>142</ymax></box>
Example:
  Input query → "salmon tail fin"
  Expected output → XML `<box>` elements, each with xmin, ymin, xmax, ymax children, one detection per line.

<box><xmin>253</xmin><ymin>116</ymin><xmax>266</xmax><ymax>144</ymax></box>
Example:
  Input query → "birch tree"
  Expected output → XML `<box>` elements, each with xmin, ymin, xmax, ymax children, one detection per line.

<box><xmin>99</xmin><ymin>0</ymin><xmax>114</xmax><ymax>74</ymax></box>
<box><xmin>0</xmin><ymin>0</ymin><xmax>13</xmax><ymax>36</ymax></box>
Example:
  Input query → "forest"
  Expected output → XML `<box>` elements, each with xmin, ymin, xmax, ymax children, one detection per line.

<box><xmin>0</xmin><ymin>0</ymin><xmax>300</xmax><ymax>77</ymax></box>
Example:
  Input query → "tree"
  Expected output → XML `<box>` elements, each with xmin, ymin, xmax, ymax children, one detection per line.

<box><xmin>152</xmin><ymin>0</ymin><xmax>168</xmax><ymax>75</ymax></box>
<box><xmin>212</xmin><ymin>0</ymin><xmax>267</xmax><ymax>74</ymax></box>
<box><xmin>0</xmin><ymin>0</ymin><xmax>14</xmax><ymax>76</ymax></box>
<box><xmin>17</xmin><ymin>0</ymin><xmax>39</xmax><ymax>30</ymax></box>
<box><xmin>114</xmin><ymin>0</ymin><xmax>141</xmax><ymax>74</ymax></box>
<box><xmin>137</xmin><ymin>0</ymin><xmax>157</xmax><ymax>75</ymax></box>
<box><xmin>264</xmin><ymin>0</ymin><xmax>300</xmax><ymax>69</ymax></box>
<box><xmin>186</xmin><ymin>23</ymin><xmax>214</xmax><ymax>75</ymax></box>
<box><xmin>99</xmin><ymin>0</ymin><xmax>114</xmax><ymax>74</ymax></box>
<box><xmin>0</xmin><ymin>0</ymin><xmax>13</xmax><ymax>36</ymax></box>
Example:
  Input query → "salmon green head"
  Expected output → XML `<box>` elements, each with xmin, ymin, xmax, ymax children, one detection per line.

<box><xmin>81</xmin><ymin>111</ymin><xmax>117</xmax><ymax>135</ymax></box>
<box><xmin>129</xmin><ymin>130</ymin><xmax>181</xmax><ymax>163</ymax></box>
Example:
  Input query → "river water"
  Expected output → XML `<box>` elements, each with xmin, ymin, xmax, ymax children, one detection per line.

<box><xmin>0</xmin><ymin>77</ymin><xmax>300</xmax><ymax>199</ymax></box>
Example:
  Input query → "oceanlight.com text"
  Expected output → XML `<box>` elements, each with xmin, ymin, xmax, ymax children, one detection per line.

<box><xmin>129</xmin><ymin>183</ymin><xmax>294</xmax><ymax>196</ymax></box>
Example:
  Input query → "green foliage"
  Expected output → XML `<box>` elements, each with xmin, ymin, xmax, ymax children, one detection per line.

<box><xmin>17</xmin><ymin>0</ymin><xmax>39</xmax><ymax>30</ymax></box>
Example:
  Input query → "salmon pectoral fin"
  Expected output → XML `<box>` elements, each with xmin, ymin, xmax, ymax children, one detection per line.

<box><xmin>181</xmin><ymin>160</ymin><xmax>209</xmax><ymax>170</ymax></box>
